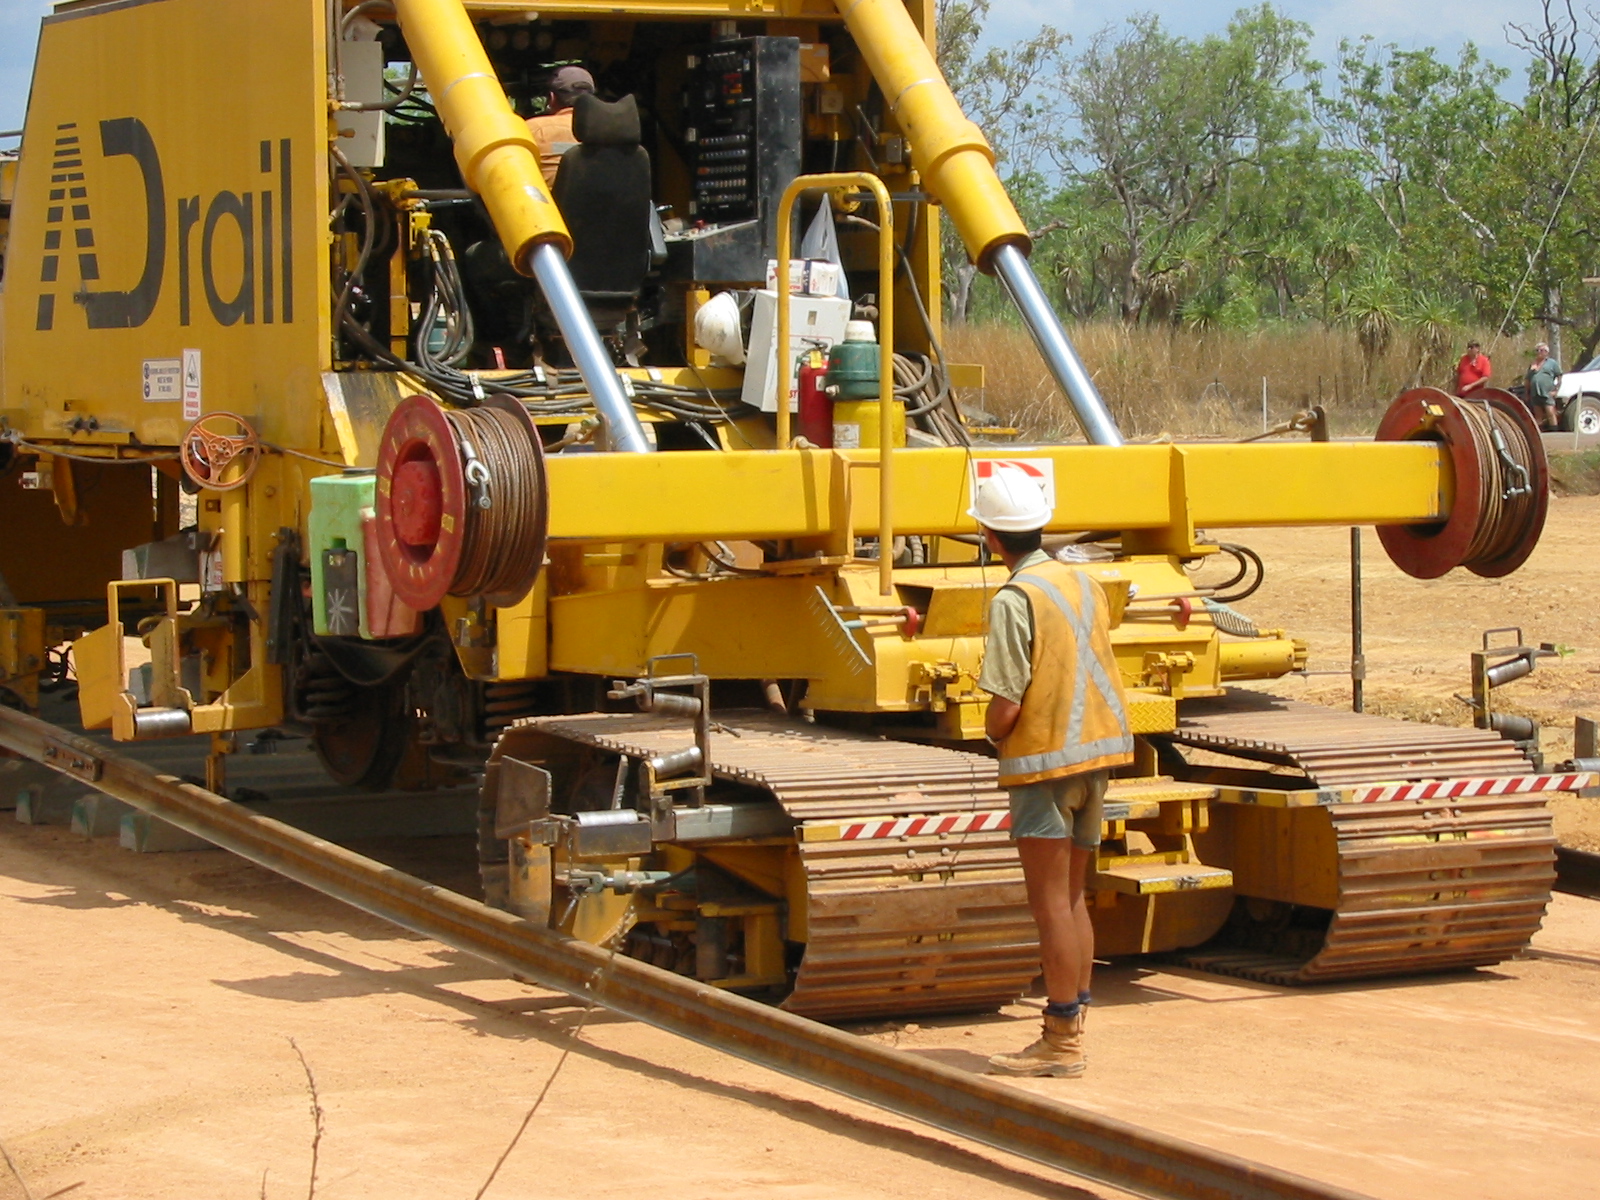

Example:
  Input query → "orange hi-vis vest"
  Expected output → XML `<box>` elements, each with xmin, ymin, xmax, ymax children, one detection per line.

<box><xmin>996</xmin><ymin>560</ymin><xmax>1134</xmax><ymax>787</ymax></box>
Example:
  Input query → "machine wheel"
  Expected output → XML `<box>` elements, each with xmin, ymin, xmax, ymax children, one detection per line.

<box><xmin>1561</xmin><ymin>393</ymin><xmax>1600</xmax><ymax>435</ymax></box>
<box><xmin>312</xmin><ymin>682</ymin><xmax>412</xmax><ymax>790</ymax></box>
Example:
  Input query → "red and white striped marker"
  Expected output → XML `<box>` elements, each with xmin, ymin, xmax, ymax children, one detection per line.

<box><xmin>804</xmin><ymin>773</ymin><xmax>1595</xmax><ymax>842</ymax></box>
<box><xmin>1349</xmin><ymin>773</ymin><xmax>1593</xmax><ymax>804</ymax></box>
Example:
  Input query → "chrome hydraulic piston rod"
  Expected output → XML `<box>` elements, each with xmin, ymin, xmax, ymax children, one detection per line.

<box><xmin>993</xmin><ymin>244</ymin><xmax>1124</xmax><ymax>447</ymax></box>
<box><xmin>529</xmin><ymin>243</ymin><xmax>653</xmax><ymax>454</ymax></box>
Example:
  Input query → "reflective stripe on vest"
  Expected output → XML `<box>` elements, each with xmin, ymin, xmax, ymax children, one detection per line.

<box><xmin>997</xmin><ymin>563</ymin><xmax>1133</xmax><ymax>786</ymax></box>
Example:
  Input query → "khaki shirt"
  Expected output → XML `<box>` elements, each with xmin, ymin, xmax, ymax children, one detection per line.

<box><xmin>526</xmin><ymin>110</ymin><xmax>577</xmax><ymax>186</ymax></box>
<box><xmin>977</xmin><ymin>548</ymin><xmax>1050</xmax><ymax>704</ymax></box>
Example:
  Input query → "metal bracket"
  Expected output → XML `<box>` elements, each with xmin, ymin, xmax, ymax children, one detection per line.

<box><xmin>1462</xmin><ymin>627</ymin><xmax>1559</xmax><ymax>763</ymax></box>
<box><xmin>41</xmin><ymin>736</ymin><xmax>103</xmax><ymax>782</ymax></box>
<box><xmin>608</xmin><ymin>654</ymin><xmax>713</xmax><ymax>808</ymax></box>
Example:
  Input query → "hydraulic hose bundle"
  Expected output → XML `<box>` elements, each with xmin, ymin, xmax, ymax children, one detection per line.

<box><xmin>328</xmin><ymin>148</ymin><xmax>747</xmax><ymax>426</ymax></box>
<box><xmin>1375</xmin><ymin>387</ymin><xmax>1549</xmax><ymax>579</ymax></box>
<box><xmin>374</xmin><ymin>394</ymin><xmax>549</xmax><ymax>610</ymax></box>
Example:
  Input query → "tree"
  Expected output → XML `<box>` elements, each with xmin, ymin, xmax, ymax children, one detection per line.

<box><xmin>934</xmin><ymin>0</ymin><xmax>1066</xmax><ymax>323</ymax></box>
<box><xmin>1310</xmin><ymin>38</ymin><xmax>1508</xmax><ymax>249</ymax></box>
<box><xmin>1501</xmin><ymin>0</ymin><xmax>1600</xmax><ymax>361</ymax></box>
<box><xmin>1051</xmin><ymin>6</ymin><xmax>1313</xmax><ymax>323</ymax></box>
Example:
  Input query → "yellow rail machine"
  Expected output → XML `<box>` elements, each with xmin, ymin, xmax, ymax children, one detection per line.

<box><xmin>0</xmin><ymin>0</ymin><xmax>1583</xmax><ymax>1016</ymax></box>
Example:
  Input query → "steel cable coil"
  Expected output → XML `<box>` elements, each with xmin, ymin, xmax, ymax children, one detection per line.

<box><xmin>1375</xmin><ymin>387</ymin><xmax>1548</xmax><ymax>579</ymax></box>
<box><xmin>444</xmin><ymin>404</ymin><xmax>546</xmax><ymax>600</ymax></box>
<box><xmin>375</xmin><ymin>394</ymin><xmax>548</xmax><ymax>611</ymax></box>
<box><xmin>1456</xmin><ymin>398</ymin><xmax>1538</xmax><ymax>571</ymax></box>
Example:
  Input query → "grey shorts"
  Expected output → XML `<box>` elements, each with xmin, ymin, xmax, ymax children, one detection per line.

<box><xmin>1007</xmin><ymin>769</ymin><xmax>1108</xmax><ymax>848</ymax></box>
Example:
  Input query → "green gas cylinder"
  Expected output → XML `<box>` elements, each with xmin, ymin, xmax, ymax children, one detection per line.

<box><xmin>826</xmin><ymin>320</ymin><xmax>905</xmax><ymax>449</ymax></box>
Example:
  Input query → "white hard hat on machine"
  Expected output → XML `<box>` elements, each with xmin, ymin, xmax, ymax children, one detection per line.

<box><xmin>968</xmin><ymin>463</ymin><xmax>1052</xmax><ymax>533</ymax></box>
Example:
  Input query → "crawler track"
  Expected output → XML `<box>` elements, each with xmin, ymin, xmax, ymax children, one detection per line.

<box><xmin>1162</xmin><ymin>691</ymin><xmax>1561</xmax><ymax>985</ymax></box>
<box><xmin>514</xmin><ymin>713</ymin><xmax>1212</xmax><ymax>1019</ymax></box>
<box><xmin>0</xmin><ymin>705</ymin><xmax>1374</xmax><ymax>1200</ymax></box>
<box><xmin>1179</xmin><ymin>794</ymin><xmax>1557</xmax><ymax>984</ymax></box>
<box><xmin>1168</xmin><ymin>691</ymin><xmax>1533</xmax><ymax>785</ymax></box>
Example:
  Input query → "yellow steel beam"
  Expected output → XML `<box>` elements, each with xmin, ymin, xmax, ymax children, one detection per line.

<box><xmin>461</xmin><ymin>0</ymin><xmax>832</xmax><ymax>14</ymax></box>
<box><xmin>542</xmin><ymin>442</ymin><xmax>1448</xmax><ymax>542</ymax></box>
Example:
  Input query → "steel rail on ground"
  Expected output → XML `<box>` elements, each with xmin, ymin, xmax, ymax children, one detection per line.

<box><xmin>1555</xmin><ymin>846</ymin><xmax>1600</xmax><ymax>898</ymax></box>
<box><xmin>0</xmin><ymin>707</ymin><xmax>1374</xmax><ymax>1200</ymax></box>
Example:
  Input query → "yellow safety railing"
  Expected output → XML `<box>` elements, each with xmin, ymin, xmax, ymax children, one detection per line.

<box><xmin>775</xmin><ymin>173</ymin><xmax>896</xmax><ymax>596</ymax></box>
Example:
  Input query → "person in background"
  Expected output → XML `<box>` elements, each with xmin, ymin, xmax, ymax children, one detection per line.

<box><xmin>1525</xmin><ymin>342</ymin><xmax>1561</xmax><ymax>431</ymax></box>
<box><xmin>971</xmin><ymin>464</ymin><xmax>1134</xmax><ymax>1079</ymax></box>
<box><xmin>525</xmin><ymin>65</ymin><xmax>595</xmax><ymax>186</ymax></box>
<box><xmin>1456</xmin><ymin>340</ymin><xmax>1492</xmax><ymax>397</ymax></box>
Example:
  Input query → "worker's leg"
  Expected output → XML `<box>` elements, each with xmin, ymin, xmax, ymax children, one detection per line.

<box><xmin>1069</xmin><ymin>842</ymin><xmax>1094</xmax><ymax>995</ymax></box>
<box><xmin>1015</xmin><ymin>835</ymin><xmax>1080</xmax><ymax>1005</ymax></box>
<box><xmin>989</xmin><ymin>777</ymin><xmax>1102</xmax><ymax>1077</ymax></box>
<box><xmin>1067</xmin><ymin>771</ymin><xmax>1106</xmax><ymax>1000</ymax></box>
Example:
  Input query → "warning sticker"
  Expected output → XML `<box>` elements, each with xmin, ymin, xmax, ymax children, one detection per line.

<box><xmin>141</xmin><ymin>358</ymin><xmax>181</xmax><ymax>403</ymax></box>
<box><xmin>182</xmin><ymin>349</ymin><xmax>202</xmax><ymax>421</ymax></box>
<box><xmin>970</xmin><ymin>457</ymin><xmax>1057</xmax><ymax>507</ymax></box>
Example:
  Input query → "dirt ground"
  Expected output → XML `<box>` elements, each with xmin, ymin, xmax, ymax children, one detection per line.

<box><xmin>1212</xmin><ymin>493</ymin><xmax>1600</xmax><ymax>850</ymax></box>
<box><xmin>2</xmin><ymin>822</ymin><xmax>1597</xmax><ymax>1200</ymax></box>
<box><xmin>3</xmin><ymin>500</ymin><xmax>1599</xmax><ymax>1200</ymax></box>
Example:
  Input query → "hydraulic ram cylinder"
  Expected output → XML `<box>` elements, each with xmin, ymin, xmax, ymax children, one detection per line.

<box><xmin>390</xmin><ymin>0</ymin><xmax>651</xmax><ymax>453</ymax></box>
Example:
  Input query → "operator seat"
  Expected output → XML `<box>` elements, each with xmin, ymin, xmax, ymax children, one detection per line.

<box><xmin>551</xmin><ymin>92</ymin><xmax>654</xmax><ymax>336</ymax></box>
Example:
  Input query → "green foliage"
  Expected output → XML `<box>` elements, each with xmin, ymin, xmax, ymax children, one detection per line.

<box><xmin>938</xmin><ymin>1</ymin><xmax>1600</xmax><ymax>356</ymax></box>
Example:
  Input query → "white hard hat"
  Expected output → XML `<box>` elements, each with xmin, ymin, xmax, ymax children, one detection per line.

<box><xmin>968</xmin><ymin>463</ymin><xmax>1052</xmax><ymax>533</ymax></box>
<box><xmin>693</xmin><ymin>291</ymin><xmax>745</xmax><ymax>365</ymax></box>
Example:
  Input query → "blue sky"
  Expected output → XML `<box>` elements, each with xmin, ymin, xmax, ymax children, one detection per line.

<box><xmin>0</xmin><ymin>0</ymin><xmax>1545</xmax><ymax>136</ymax></box>
<box><xmin>985</xmin><ymin>0</ymin><xmax>1537</xmax><ymax>75</ymax></box>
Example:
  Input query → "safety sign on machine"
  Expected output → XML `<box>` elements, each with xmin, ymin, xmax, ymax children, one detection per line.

<box><xmin>141</xmin><ymin>358</ymin><xmax>181</xmax><ymax>403</ymax></box>
<box><xmin>970</xmin><ymin>457</ymin><xmax>1057</xmax><ymax>505</ymax></box>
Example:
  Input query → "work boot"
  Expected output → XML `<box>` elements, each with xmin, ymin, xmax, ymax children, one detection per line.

<box><xmin>986</xmin><ymin>1011</ymin><xmax>1085</xmax><ymax>1077</ymax></box>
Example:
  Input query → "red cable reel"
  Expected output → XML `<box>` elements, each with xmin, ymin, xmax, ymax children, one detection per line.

<box><xmin>374</xmin><ymin>394</ymin><xmax>547</xmax><ymax>610</ymax></box>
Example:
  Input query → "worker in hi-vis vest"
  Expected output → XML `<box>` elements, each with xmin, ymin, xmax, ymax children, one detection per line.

<box><xmin>972</xmin><ymin>463</ymin><xmax>1133</xmax><ymax>1078</ymax></box>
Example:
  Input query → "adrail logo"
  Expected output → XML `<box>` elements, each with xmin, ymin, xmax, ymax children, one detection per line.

<box><xmin>35</xmin><ymin>117</ymin><xmax>295</xmax><ymax>332</ymax></box>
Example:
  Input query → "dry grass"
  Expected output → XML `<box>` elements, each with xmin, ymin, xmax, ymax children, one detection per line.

<box><xmin>1550</xmin><ymin>449</ymin><xmax>1600</xmax><ymax>495</ymax></box>
<box><xmin>946</xmin><ymin>321</ymin><xmax>1535</xmax><ymax>441</ymax></box>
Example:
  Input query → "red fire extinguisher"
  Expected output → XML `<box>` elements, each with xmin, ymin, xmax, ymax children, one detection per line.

<box><xmin>797</xmin><ymin>350</ymin><xmax>832</xmax><ymax>448</ymax></box>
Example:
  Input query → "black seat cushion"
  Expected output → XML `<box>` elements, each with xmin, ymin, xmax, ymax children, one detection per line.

<box><xmin>553</xmin><ymin>93</ymin><xmax>653</xmax><ymax>299</ymax></box>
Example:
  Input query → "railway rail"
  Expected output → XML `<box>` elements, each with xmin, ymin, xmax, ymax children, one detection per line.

<box><xmin>0</xmin><ymin>704</ymin><xmax>1375</xmax><ymax>1200</ymax></box>
<box><xmin>1556</xmin><ymin>846</ymin><xmax>1600</xmax><ymax>899</ymax></box>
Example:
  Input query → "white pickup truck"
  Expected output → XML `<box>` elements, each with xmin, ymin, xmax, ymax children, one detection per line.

<box><xmin>1550</xmin><ymin>361</ymin><xmax>1600</xmax><ymax>434</ymax></box>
